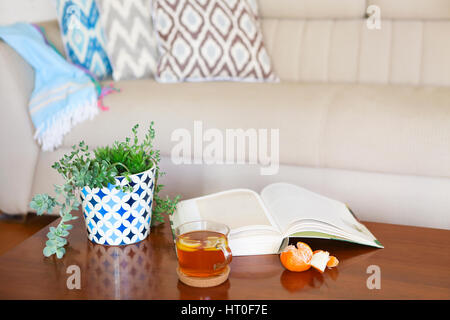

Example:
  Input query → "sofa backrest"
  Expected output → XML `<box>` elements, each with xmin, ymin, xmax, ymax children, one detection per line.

<box><xmin>39</xmin><ymin>0</ymin><xmax>450</xmax><ymax>87</ymax></box>
<box><xmin>259</xmin><ymin>0</ymin><xmax>450</xmax><ymax>86</ymax></box>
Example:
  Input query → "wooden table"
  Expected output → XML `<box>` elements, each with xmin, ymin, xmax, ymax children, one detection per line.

<box><xmin>0</xmin><ymin>211</ymin><xmax>448</xmax><ymax>299</ymax></box>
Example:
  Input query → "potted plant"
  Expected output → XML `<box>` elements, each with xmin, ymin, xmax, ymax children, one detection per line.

<box><xmin>30</xmin><ymin>123</ymin><xmax>180</xmax><ymax>258</ymax></box>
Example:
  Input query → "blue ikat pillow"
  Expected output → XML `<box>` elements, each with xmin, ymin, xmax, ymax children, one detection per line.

<box><xmin>55</xmin><ymin>0</ymin><xmax>112</xmax><ymax>79</ymax></box>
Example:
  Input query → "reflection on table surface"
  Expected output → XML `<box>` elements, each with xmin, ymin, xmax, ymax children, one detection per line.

<box><xmin>85</xmin><ymin>241</ymin><xmax>160</xmax><ymax>299</ymax></box>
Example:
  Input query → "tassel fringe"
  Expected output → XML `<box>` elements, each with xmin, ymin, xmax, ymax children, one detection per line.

<box><xmin>34</xmin><ymin>98</ymin><xmax>99</xmax><ymax>151</ymax></box>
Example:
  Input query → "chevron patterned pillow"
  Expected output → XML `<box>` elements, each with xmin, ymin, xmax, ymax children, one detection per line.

<box><xmin>97</xmin><ymin>0</ymin><xmax>159</xmax><ymax>81</ymax></box>
<box><xmin>56</xmin><ymin>0</ymin><xmax>112</xmax><ymax>79</ymax></box>
<box><xmin>153</xmin><ymin>0</ymin><xmax>278</xmax><ymax>82</ymax></box>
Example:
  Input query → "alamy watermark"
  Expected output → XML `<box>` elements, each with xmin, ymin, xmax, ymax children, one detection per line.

<box><xmin>366</xmin><ymin>265</ymin><xmax>381</xmax><ymax>290</ymax></box>
<box><xmin>66</xmin><ymin>265</ymin><xmax>81</xmax><ymax>290</ymax></box>
<box><xmin>366</xmin><ymin>5</ymin><xmax>381</xmax><ymax>30</ymax></box>
<box><xmin>171</xmin><ymin>121</ymin><xmax>280</xmax><ymax>175</ymax></box>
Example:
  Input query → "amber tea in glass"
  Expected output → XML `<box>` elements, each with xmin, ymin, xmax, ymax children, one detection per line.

<box><xmin>175</xmin><ymin>221</ymin><xmax>232</xmax><ymax>277</ymax></box>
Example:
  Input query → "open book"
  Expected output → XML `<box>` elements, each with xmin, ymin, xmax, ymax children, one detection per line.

<box><xmin>170</xmin><ymin>183</ymin><xmax>383</xmax><ymax>256</ymax></box>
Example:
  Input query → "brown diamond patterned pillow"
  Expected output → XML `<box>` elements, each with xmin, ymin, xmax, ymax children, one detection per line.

<box><xmin>153</xmin><ymin>0</ymin><xmax>278</xmax><ymax>82</ymax></box>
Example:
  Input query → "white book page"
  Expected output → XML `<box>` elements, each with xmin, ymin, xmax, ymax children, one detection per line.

<box><xmin>172</xmin><ymin>189</ymin><xmax>280</xmax><ymax>235</ymax></box>
<box><xmin>287</xmin><ymin>221</ymin><xmax>377</xmax><ymax>244</ymax></box>
<box><xmin>260</xmin><ymin>183</ymin><xmax>372</xmax><ymax>240</ymax></box>
<box><xmin>171</xmin><ymin>198</ymin><xmax>203</xmax><ymax>228</ymax></box>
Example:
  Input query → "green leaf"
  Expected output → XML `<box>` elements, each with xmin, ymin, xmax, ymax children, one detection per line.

<box><xmin>62</xmin><ymin>213</ymin><xmax>74</xmax><ymax>222</ymax></box>
<box><xmin>56</xmin><ymin>247</ymin><xmax>66</xmax><ymax>259</ymax></box>
<box><xmin>56</xmin><ymin>237</ymin><xmax>67</xmax><ymax>246</ymax></box>
<box><xmin>47</xmin><ymin>232</ymin><xmax>56</xmax><ymax>240</ymax></box>
<box><xmin>62</xmin><ymin>231</ymin><xmax>69</xmax><ymax>237</ymax></box>
<box><xmin>43</xmin><ymin>246</ymin><xmax>55</xmax><ymax>257</ymax></box>
<box><xmin>30</xmin><ymin>194</ymin><xmax>57</xmax><ymax>215</ymax></box>
<box><xmin>46</xmin><ymin>239</ymin><xmax>56</xmax><ymax>248</ymax></box>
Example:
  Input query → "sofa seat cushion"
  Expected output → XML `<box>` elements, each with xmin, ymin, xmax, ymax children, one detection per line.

<box><xmin>63</xmin><ymin>80</ymin><xmax>450</xmax><ymax>179</ymax></box>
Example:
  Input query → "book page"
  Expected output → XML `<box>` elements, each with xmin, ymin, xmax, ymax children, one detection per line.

<box><xmin>260</xmin><ymin>183</ymin><xmax>374</xmax><ymax>241</ymax></box>
<box><xmin>172</xmin><ymin>189</ymin><xmax>279</xmax><ymax>234</ymax></box>
<box><xmin>196</xmin><ymin>189</ymin><xmax>276</xmax><ymax>231</ymax></box>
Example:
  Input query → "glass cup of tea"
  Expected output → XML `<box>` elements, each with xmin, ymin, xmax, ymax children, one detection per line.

<box><xmin>175</xmin><ymin>220</ymin><xmax>232</xmax><ymax>277</ymax></box>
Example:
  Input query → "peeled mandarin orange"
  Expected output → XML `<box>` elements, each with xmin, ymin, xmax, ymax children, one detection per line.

<box><xmin>296</xmin><ymin>242</ymin><xmax>313</xmax><ymax>260</ymax></box>
<box><xmin>279</xmin><ymin>242</ymin><xmax>313</xmax><ymax>272</ymax></box>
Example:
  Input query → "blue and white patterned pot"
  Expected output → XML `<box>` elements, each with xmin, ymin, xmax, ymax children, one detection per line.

<box><xmin>81</xmin><ymin>165</ymin><xmax>156</xmax><ymax>246</ymax></box>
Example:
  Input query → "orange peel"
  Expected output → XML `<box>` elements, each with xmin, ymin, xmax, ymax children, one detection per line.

<box><xmin>310</xmin><ymin>250</ymin><xmax>330</xmax><ymax>273</ymax></box>
<box><xmin>327</xmin><ymin>256</ymin><xmax>339</xmax><ymax>268</ymax></box>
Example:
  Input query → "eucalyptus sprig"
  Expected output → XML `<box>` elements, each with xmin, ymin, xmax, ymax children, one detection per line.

<box><xmin>30</xmin><ymin>122</ymin><xmax>180</xmax><ymax>259</ymax></box>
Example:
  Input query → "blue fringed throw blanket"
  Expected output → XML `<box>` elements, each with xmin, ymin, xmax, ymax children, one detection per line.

<box><xmin>0</xmin><ymin>23</ymin><xmax>113</xmax><ymax>151</ymax></box>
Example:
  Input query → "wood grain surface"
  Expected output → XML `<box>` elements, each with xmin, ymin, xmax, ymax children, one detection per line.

<box><xmin>0</xmin><ymin>211</ymin><xmax>448</xmax><ymax>299</ymax></box>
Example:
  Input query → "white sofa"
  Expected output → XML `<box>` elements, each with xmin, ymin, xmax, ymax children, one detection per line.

<box><xmin>1</xmin><ymin>0</ymin><xmax>449</xmax><ymax>229</ymax></box>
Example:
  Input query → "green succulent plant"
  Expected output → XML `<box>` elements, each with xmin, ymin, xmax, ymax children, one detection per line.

<box><xmin>30</xmin><ymin>122</ymin><xmax>180</xmax><ymax>259</ymax></box>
